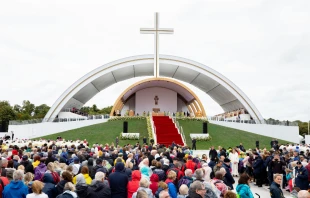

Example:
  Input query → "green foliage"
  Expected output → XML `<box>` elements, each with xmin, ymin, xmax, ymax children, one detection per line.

<box><xmin>22</xmin><ymin>100</ymin><xmax>35</xmax><ymax>115</ymax></box>
<box><xmin>80</xmin><ymin>105</ymin><xmax>113</xmax><ymax>115</ymax></box>
<box><xmin>0</xmin><ymin>101</ymin><xmax>17</xmax><ymax>131</ymax></box>
<box><xmin>34</xmin><ymin>104</ymin><xmax>50</xmax><ymax>119</ymax></box>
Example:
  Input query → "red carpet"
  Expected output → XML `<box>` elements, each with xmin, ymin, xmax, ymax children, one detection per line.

<box><xmin>153</xmin><ymin>116</ymin><xmax>184</xmax><ymax>146</ymax></box>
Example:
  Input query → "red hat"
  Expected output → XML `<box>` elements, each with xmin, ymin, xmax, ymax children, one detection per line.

<box><xmin>12</xmin><ymin>150</ymin><xmax>18</xmax><ymax>155</ymax></box>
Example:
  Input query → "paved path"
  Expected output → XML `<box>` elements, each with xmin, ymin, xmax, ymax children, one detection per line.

<box><xmin>192</xmin><ymin>150</ymin><xmax>293</xmax><ymax>198</ymax></box>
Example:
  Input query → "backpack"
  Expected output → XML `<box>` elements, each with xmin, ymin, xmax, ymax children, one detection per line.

<box><xmin>34</xmin><ymin>165</ymin><xmax>47</xmax><ymax>180</ymax></box>
<box><xmin>177</xmin><ymin>177</ymin><xmax>192</xmax><ymax>189</ymax></box>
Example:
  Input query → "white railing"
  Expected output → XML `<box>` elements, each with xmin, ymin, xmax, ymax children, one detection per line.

<box><xmin>150</xmin><ymin>116</ymin><xmax>157</xmax><ymax>145</ymax></box>
<box><xmin>207</xmin><ymin>116</ymin><xmax>298</xmax><ymax>126</ymax></box>
<box><xmin>10</xmin><ymin>114</ymin><xmax>110</xmax><ymax>125</ymax></box>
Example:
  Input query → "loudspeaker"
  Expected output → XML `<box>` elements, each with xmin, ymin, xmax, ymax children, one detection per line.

<box><xmin>203</xmin><ymin>122</ymin><xmax>208</xmax><ymax>134</ymax></box>
<box><xmin>123</xmin><ymin>121</ymin><xmax>128</xmax><ymax>133</ymax></box>
<box><xmin>256</xmin><ymin>141</ymin><xmax>259</xmax><ymax>148</ymax></box>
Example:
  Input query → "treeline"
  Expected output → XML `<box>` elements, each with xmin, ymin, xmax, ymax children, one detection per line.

<box><xmin>0</xmin><ymin>100</ymin><xmax>50</xmax><ymax>131</ymax></box>
<box><xmin>80</xmin><ymin>105</ymin><xmax>113</xmax><ymax>115</ymax></box>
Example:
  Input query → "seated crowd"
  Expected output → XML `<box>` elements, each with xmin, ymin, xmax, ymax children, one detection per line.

<box><xmin>0</xmin><ymin>138</ymin><xmax>310</xmax><ymax>198</ymax></box>
<box><xmin>215</xmin><ymin>108</ymin><xmax>248</xmax><ymax>120</ymax></box>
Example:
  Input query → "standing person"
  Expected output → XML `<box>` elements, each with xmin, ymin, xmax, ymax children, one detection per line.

<box><xmin>295</xmin><ymin>161</ymin><xmax>309</xmax><ymax>190</ymax></box>
<box><xmin>209</xmin><ymin>146</ymin><xmax>218</xmax><ymax>160</ymax></box>
<box><xmin>108</xmin><ymin>162</ymin><xmax>128</xmax><ymax>198</ymax></box>
<box><xmin>270</xmin><ymin>174</ymin><xmax>285</xmax><ymax>198</ymax></box>
<box><xmin>192</xmin><ymin>138</ymin><xmax>197</xmax><ymax>150</ymax></box>
<box><xmin>11</xmin><ymin>131</ymin><xmax>14</xmax><ymax>141</ymax></box>
<box><xmin>252</xmin><ymin>152</ymin><xmax>263</xmax><ymax>187</ymax></box>
<box><xmin>115</xmin><ymin>137</ymin><xmax>119</xmax><ymax>147</ymax></box>
<box><xmin>229</xmin><ymin>148</ymin><xmax>239</xmax><ymax>177</ymax></box>
<box><xmin>187</xmin><ymin>181</ymin><xmax>206</xmax><ymax>198</ymax></box>
<box><xmin>143</xmin><ymin>136</ymin><xmax>147</xmax><ymax>144</ymax></box>
<box><xmin>222</xmin><ymin>159</ymin><xmax>235</xmax><ymax>190</ymax></box>
<box><xmin>236</xmin><ymin>173</ymin><xmax>254</xmax><ymax>198</ymax></box>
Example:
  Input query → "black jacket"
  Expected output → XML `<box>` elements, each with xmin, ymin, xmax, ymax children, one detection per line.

<box><xmin>89</xmin><ymin>180</ymin><xmax>111</xmax><ymax>198</ymax></box>
<box><xmin>76</xmin><ymin>184</ymin><xmax>99</xmax><ymax>198</ymax></box>
<box><xmin>270</xmin><ymin>182</ymin><xmax>284</xmax><ymax>198</ymax></box>
<box><xmin>91</xmin><ymin>165</ymin><xmax>107</xmax><ymax>179</ymax></box>
<box><xmin>253</xmin><ymin>156</ymin><xmax>264</xmax><ymax>174</ymax></box>
<box><xmin>108</xmin><ymin>163</ymin><xmax>128</xmax><ymax>198</ymax></box>
<box><xmin>20</xmin><ymin>160</ymin><xmax>34</xmax><ymax>174</ymax></box>
<box><xmin>222</xmin><ymin>163</ymin><xmax>235</xmax><ymax>189</ymax></box>
<box><xmin>209</xmin><ymin>149</ymin><xmax>217</xmax><ymax>160</ymax></box>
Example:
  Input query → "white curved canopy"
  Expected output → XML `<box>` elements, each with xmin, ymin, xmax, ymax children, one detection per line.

<box><xmin>44</xmin><ymin>54</ymin><xmax>263</xmax><ymax>123</ymax></box>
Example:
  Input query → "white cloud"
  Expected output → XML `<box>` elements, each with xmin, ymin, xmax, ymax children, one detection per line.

<box><xmin>0</xmin><ymin>0</ymin><xmax>309</xmax><ymax>121</ymax></box>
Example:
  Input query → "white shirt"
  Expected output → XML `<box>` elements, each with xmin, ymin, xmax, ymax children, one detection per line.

<box><xmin>26</xmin><ymin>193</ymin><xmax>48</xmax><ymax>198</ymax></box>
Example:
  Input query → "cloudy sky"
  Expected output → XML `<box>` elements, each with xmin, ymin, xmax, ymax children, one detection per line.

<box><xmin>0</xmin><ymin>0</ymin><xmax>309</xmax><ymax>121</ymax></box>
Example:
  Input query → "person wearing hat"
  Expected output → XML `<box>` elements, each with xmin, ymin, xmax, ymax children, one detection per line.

<box><xmin>294</xmin><ymin>161</ymin><xmax>308</xmax><ymax>190</ymax></box>
<box><xmin>222</xmin><ymin>158</ymin><xmax>235</xmax><ymax>189</ymax></box>
<box><xmin>20</xmin><ymin>155</ymin><xmax>34</xmax><ymax>174</ymax></box>
<box><xmin>108</xmin><ymin>162</ymin><xmax>128</xmax><ymax>198</ymax></box>
<box><xmin>72</xmin><ymin>157</ymin><xmax>80</xmax><ymax>176</ymax></box>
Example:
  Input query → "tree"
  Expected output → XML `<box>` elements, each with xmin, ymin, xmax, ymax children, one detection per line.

<box><xmin>99</xmin><ymin>106</ymin><xmax>113</xmax><ymax>114</ymax></box>
<box><xmin>0</xmin><ymin>101</ymin><xmax>16</xmax><ymax>131</ymax></box>
<box><xmin>21</xmin><ymin>100</ymin><xmax>35</xmax><ymax>116</ymax></box>
<box><xmin>34</xmin><ymin>104</ymin><xmax>50</xmax><ymax>119</ymax></box>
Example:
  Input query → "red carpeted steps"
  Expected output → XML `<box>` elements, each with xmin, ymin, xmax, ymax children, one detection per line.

<box><xmin>152</xmin><ymin>116</ymin><xmax>184</xmax><ymax>147</ymax></box>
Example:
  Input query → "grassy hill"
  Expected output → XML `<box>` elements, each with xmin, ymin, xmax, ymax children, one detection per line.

<box><xmin>178</xmin><ymin>119</ymin><xmax>289</xmax><ymax>149</ymax></box>
<box><xmin>37</xmin><ymin>118</ymin><xmax>289</xmax><ymax>150</ymax></box>
<box><xmin>38</xmin><ymin>119</ymin><xmax>148</xmax><ymax>146</ymax></box>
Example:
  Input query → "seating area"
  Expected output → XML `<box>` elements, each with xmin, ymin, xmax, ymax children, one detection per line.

<box><xmin>63</xmin><ymin>108</ymin><xmax>88</xmax><ymax>117</ymax></box>
<box><xmin>215</xmin><ymin>108</ymin><xmax>251</xmax><ymax>122</ymax></box>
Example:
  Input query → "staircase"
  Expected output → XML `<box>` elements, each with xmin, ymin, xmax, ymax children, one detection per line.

<box><xmin>152</xmin><ymin>116</ymin><xmax>184</xmax><ymax>146</ymax></box>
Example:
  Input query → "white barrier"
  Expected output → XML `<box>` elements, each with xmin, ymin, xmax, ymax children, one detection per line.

<box><xmin>209</xmin><ymin>121</ymin><xmax>299</xmax><ymax>143</ymax></box>
<box><xmin>8</xmin><ymin>119</ymin><xmax>109</xmax><ymax>139</ymax></box>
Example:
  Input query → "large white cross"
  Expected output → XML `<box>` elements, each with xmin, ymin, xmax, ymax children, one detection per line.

<box><xmin>140</xmin><ymin>13</ymin><xmax>174</xmax><ymax>78</ymax></box>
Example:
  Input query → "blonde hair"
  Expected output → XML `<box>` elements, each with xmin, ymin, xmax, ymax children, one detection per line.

<box><xmin>274</xmin><ymin>174</ymin><xmax>282</xmax><ymax>180</ymax></box>
<box><xmin>32</xmin><ymin>180</ymin><xmax>44</xmax><ymax>194</ymax></box>
<box><xmin>47</xmin><ymin>162</ymin><xmax>55</xmax><ymax>172</ymax></box>
<box><xmin>24</xmin><ymin>172</ymin><xmax>34</xmax><ymax>185</ymax></box>
<box><xmin>64</xmin><ymin>182</ymin><xmax>75</xmax><ymax>191</ymax></box>
<box><xmin>17</xmin><ymin>165</ymin><xmax>25</xmax><ymax>171</ymax></box>
<box><xmin>167</xmin><ymin>170</ymin><xmax>176</xmax><ymax>180</ymax></box>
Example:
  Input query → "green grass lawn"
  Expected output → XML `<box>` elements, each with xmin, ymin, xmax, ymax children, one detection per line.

<box><xmin>38</xmin><ymin>119</ymin><xmax>148</xmax><ymax>146</ymax></box>
<box><xmin>37</xmin><ymin>118</ymin><xmax>289</xmax><ymax>150</ymax></box>
<box><xmin>178</xmin><ymin>119</ymin><xmax>290</xmax><ymax>150</ymax></box>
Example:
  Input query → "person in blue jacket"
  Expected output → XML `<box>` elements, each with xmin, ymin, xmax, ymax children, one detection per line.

<box><xmin>2</xmin><ymin>170</ymin><xmax>29</xmax><ymax>198</ymax></box>
<box><xmin>236</xmin><ymin>173</ymin><xmax>254</xmax><ymax>198</ymax></box>
<box><xmin>295</xmin><ymin>161</ymin><xmax>309</xmax><ymax>190</ymax></box>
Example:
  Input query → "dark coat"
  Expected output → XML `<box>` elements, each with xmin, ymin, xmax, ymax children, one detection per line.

<box><xmin>270</xmin><ymin>182</ymin><xmax>284</xmax><ymax>198</ymax></box>
<box><xmin>108</xmin><ymin>163</ymin><xmax>128</xmax><ymax>198</ymax></box>
<box><xmin>42</xmin><ymin>173</ymin><xmax>57</xmax><ymax>198</ymax></box>
<box><xmin>209</xmin><ymin>149</ymin><xmax>217</xmax><ymax>160</ymax></box>
<box><xmin>56</xmin><ymin>180</ymin><xmax>68</xmax><ymax>196</ymax></box>
<box><xmin>91</xmin><ymin>165</ymin><xmax>107</xmax><ymax>179</ymax></box>
<box><xmin>222</xmin><ymin>163</ymin><xmax>235</xmax><ymax>189</ymax></box>
<box><xmin>20</xmin><ymin>160</ymin><xmax>34</xmax><ymax>174</ymax></box>
<box><xmin>253</xmin><ymin>156</ymin><xmax>264</xmax><ymax>175</ymax></box>
<box><xmin>76</xmin><ymin>184</ymin><xmax>99</xmax><ymax>198</ymax></box>
<box><xmin>89</xmin><ymin>180</ymin><xmax>111</xmax><ymax>198</ymax></box>
<box><xmin>295</xmin><ymin>166</ymin><xmax>309</xmax><ymax>190</ymax></box>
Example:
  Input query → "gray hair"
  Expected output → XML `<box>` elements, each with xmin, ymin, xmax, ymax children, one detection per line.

<box><xmin>185</xmin><ymin>169</ymin><xmax>192</xmax><ymax>177</ymax></box>
<box><xmin>13</xmin><ymin>170</ymin><xmax>24</xmax><ymax>181</ymax></box>
<box><xmin>194</xmin><ymin>169</ymin><xmax>204</xmax><ymax>180</ymax></box>
<box><xmin>159</xmin><ymin>190</ymin><xmax>170</xmax><ymax>198</ymax></box>
<box><xmin>190</xmin><ymin>181</ymin><xmax>204</xmax><ymax>191</ymax></box>
<box><xmin>94</xmin><ymin>172</ymin><xmax>105</xmax><ymax>181</ymax></box>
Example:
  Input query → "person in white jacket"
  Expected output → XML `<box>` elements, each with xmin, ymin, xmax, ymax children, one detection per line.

<box><xmin>229</xmin><ymin>148</ymin><xmax>239</xmax><ymax>177</ymax></box>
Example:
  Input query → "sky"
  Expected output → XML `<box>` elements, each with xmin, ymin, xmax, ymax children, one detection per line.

<box><xmin>0</xmin><ymin>0</ymin><xmax>309</xmax><ymax>122</ymax></box>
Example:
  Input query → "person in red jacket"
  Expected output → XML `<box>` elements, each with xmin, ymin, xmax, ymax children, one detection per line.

<box><xmin>127</xmin><ymin>170</ymin><xmax>141</xmax><ymax>198</ymax></box>
<box><xmin>184</xmin><ymin>156</ymin><xmax>197</xmax><ymax>173</ymax></box>
<box><xmin>150</xmin><ymin>174</ymin><xmax>159</xmax><ymax>195</ymax></box>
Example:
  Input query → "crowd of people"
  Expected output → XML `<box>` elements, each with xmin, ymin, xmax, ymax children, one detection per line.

<box><xmin>0</xmin><ymin>137</ymin><xmax>310</xmax><ymax>198</ymax></box>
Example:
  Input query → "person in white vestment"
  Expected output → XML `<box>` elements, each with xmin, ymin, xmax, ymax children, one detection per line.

<box><xmin>229</xmin><ymin>148</ymin><xmax>239</xmax><ymax>177</ymax></box>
